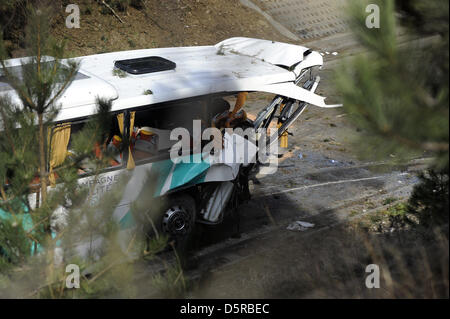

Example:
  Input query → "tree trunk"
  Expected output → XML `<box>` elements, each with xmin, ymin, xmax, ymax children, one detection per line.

<box><xmin>38</xmin><ymin>112</ymin><xmax>47</xmax><ymax>204</ymax></box>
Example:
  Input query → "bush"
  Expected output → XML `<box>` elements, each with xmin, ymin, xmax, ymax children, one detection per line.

<box><xmin>408</xmin><ymin>170</ymin><xmax>449</xmax><ymax>230</ymax></box>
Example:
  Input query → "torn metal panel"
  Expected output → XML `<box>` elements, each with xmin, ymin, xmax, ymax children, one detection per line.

<box><xmin>201</xmin><ymin>182</ymin><xmax>235</xmax><ymax>223</ymax></box>
<box><xmin>215</xmin><ymin>37</ymin><xmax>312</xmax><ymax>68</ymax></box>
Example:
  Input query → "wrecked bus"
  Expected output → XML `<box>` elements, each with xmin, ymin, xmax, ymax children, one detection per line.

<box><xmin>0</xmin><ymin>37</ymin><xmax>340</xmax><ymax>258</ymax></box>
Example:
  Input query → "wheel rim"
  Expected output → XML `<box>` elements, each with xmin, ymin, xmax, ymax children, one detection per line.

<box><xmin>162</xmin><ymin>205</ymin><xmax>192</xmax><ymax>237</ymax></box>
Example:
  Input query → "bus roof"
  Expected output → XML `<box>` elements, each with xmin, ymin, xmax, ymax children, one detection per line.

<box><xmin>1</xmin><ymin>37</ymin><xmax>338</xmax><ymax>123</ymax></box>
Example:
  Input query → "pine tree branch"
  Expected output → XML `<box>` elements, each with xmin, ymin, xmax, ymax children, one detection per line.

<box><xmin>0</xmin><ymin>60</ymin><xmax>37</xmax><ymax>110</ymax></box>
<box><xmin>87</xmin><ymin>259</ymin><xmax>121</xmax><ymax>284</ymax></box>
<box><xmin>349</xmin><ymin>95</ymin><xmax>448</xmax><ymax>154</ymax></box>
<box><xmin>0</xmin><ymin>185</ymin><xmax>8</xmax><ymax>202</ymax></box>
<box><xmin>0</xmin><ymin>103</ymin><xmax>17</xmax><ymax>156</ymax></box>
<box><xmin>0</xmin><ymin>185</ymin><xmax>17</xmax><ymax>216</ymax></box>
<box><xmin>26</xmin><ymin>215</ymin><xmax>49</xmax><ymax>235</ymax></box>
<box><xmin>36</xmin><ymin>20</ymin><xmax>41</xmax><ymax>79</ymax></box>
<box><xmin>88</xmin><ymin>233</ymin><xmax>137</xmax><ymax>284</ymax></box>
<box><xmin>44</xmin><ymin>66</ymin><xmax>77</xmax><ymax>110</ymax></box>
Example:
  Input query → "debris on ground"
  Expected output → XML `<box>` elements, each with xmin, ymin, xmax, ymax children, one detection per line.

<box><xmin>286</xmin><ymin>221</ymin><xmax>315</xmax><ymax>231</ymax></box>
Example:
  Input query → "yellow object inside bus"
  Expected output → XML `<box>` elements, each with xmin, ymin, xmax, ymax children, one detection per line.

<box><xmin>278</xmin><ymin>104</ymin><xmax>288</xmax><ymax>148</ymax></box>
<box><xmin>48</xmin><ymin>123</ymin><xmax>71</xmax><ymax>186</ymax></box>
<box><xmin>117</xmin><ymin>112</ymin><xmax>136</xmax><ymax>170</ymax></box>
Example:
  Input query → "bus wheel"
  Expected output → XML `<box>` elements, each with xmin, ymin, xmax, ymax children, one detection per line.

<box><xmin>161</xmin><ymin>194</ymin><xmax>196</xmax><ymax>259</ymax></box>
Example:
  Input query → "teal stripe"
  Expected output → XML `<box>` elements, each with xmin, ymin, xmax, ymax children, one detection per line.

<box><xmin>119</xmin><ymin>211</ymin><xmax>135</xmax><ymax>229</ymax></box>
<box><xmin>0</xmin><ymin>209</ymin><xmax>33</xmax><ymax>232</ymax></box>
<box><xmin>150</xmin><ymin>159</ymin><xmax>175</xmax><ymax>196</ymax></box>
<box><xmin>170</xmin><ymin>161</ymin><xmax>210</xmax><ymax>190</ymax></box>
<box><xmin>150</xmin><ymin>154</ymin><xmax>211</xmax><ymax>196</ymax></box>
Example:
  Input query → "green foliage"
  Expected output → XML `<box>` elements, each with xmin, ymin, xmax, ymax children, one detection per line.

<box><xmin>145</xmin><ymin>234</ymin><xmax>169</xmax><ymax>256</ymax></box>
<box><xmin>0</xmin><ymin>0</ymin><xmax>24</xmax><ymax>9</ymax></box>
<box><xmin>0</xmin><ymin>2</ymin><xmax>184</xmax><ymax>299</ymax></box>
<box><xmin>359</xmin><ymin>202</ymin><xmax>411</xmax><ymax>233</ymax></box>
<box><xmin>0</xmin><ymin>213</ymin><xmax>32</xmax><ymax>269</ymax></box>
<box><xmin>385</xmin><ymin>202</ymin><xmax>409</xmax><ymax>229</ymax></box>
<box><xmin>335</xmin><ymin>0</ymin><xmax>449</xmax><ymax>169</ymax></box>
<box><xmin>0</xmin><ymin>4</ymin><xmax>81</xmax><ymax>267</ymax></box>
<box><xmin>151</xmin><ymin>264</ymin><xmax>187</xmax><ymax>298</ymax></box>
<box><xmin>408</xmin><ymin>170</ymin><xmax>449</xmax><ymax>229</ymax></box>
<box><xmin>0</xmin><ymin>4</ymin><xmax>140</xmax><ymax>297</ymax></box>
<box><xmin>0</xmin><ymin>97</ymin><xmax>39</xmax><ymax>190</ymax></box>
<box><xmin>335</xmin><ymin>0</ymin><xmax>449</xmax><ymax>231</ymax></box>
<box><xmin>383</xmin><ymin>197</ymin><xmax>397</xmax><ymax>205</ymax></box>
<box><xmin>0</xmin><ymin>2</ymin><xmax>102</xmax><ymax>256</ymax></box>
<box><xmin>396</xmin><ymin>0</ymin><xmax>449</xmax><ymax>37</ymax></box>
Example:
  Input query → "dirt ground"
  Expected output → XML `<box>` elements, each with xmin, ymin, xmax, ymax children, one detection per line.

<box><xmin>13</xmin><ymin>0</ymin><xmax>290</xmax><ymax>58</ymax></box>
